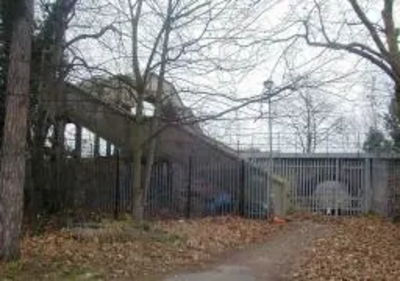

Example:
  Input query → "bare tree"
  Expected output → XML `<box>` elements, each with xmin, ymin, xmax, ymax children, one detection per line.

<box><xmin>265</xmin><ymin>0</ymin><xmax>399</xmax><ymax>133</ymax></box>
<box><xmin>125</xmin><ymin>0</ymin><xmax>260</xmax><ymax>219</ymax></box>
<box><xmin>298</xmin><ymin>1</ymin><xmax>398</xmax><ymax>89</ymax></box>
<box><xmin>276</xmin><ymin>89</ymin><xmax>347</xmax><ymax>153</ymax></box>
<box><xmin>66</xmin><ymin>0</ymin><xmax>351</xmax><ymax>218</ymax></box>
<box><xmin>68</xmin><ymin>0</ymin><xmax>273</xmax><ymax>219</ymax></box>
<box><xmin>0</xmin><ymin>0</ymin><xmax>33</xmax><ymax>260</ymax></box>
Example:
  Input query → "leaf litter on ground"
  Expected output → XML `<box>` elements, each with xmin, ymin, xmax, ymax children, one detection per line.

<box><xmin>2</xmin><ymin>214</ymin><xmax>399</xmax><ymax>280</ymax></box>
<box><xmin>0</xmin><ymin>215</ymin><xmax>284</xmax><ymax>280</ymax></box>
<box><xmin>291</xmin><ymin>216</ymin><xmax>400</xmax><ymax>281</ymax></box>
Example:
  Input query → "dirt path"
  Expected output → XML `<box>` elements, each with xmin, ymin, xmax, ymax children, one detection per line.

<box><xmin>162</xmin><ymin>221</ymin><xmax>331</xmax><ymax>281</ymax></box>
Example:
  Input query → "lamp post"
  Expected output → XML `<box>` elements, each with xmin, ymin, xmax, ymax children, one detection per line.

<box><xmin>263</xmin><ymin>80</ymin><xmax>274</xmax><ymax>159</ymax></box>
<box><xmin>263</xmin><ymin>80</ymin><xmax>274</xmax><ymax>217</ymax></box>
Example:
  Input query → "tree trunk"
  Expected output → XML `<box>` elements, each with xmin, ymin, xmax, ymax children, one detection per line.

<box><xmin>141</xmin><ymin>0</ymin><xmax>173</xmax><ymax>217</ymax></box>
<box><xmin>132</xmin><ymin>121</ymin><xmax>144</xmax><ymax>219</ymax></box>
<box><xmin>131</xmin><ymin>85</ymin><xmax>145</xmax><ymax>219</ymax></box>
<box><xmin>0</xmin><ymin>1</ymin><xmax>13</xmax><ymax>147</ymax></box>
<box><xmin>392</xmin><ymin>83</ymin><xmax>400</xmax><ymax>150</ymax></box>
<box><xmin>395</xmin><ymin>83</ymin><xmax>400</xmax><ymax>119</ymax></box>
<box><xmin>28</xmin><ymin>0</ymin><xmax>75</xmax><ymax>218</ymax></box>
<box><xmin>29</xmin><ymin>109</ymin><xmax>51</xmax><ymax>219</ymax></box>
<box><xmin>129</xmin><ymin>0</ymin><xmax>145</xmax><ymax>220</ymax></box>
<box><xmin>0</xmin><ymin>0</ymin><xmax>33</xmax><ymax>261</ymax></box>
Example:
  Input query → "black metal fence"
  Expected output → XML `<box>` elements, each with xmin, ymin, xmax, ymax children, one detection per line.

<box><xmin>24</xmin><ymin>154</ymin><xmax>273</xmax><ymax>221</ymax></box>
<box><xmin>25</xmin><ymin>153</ymin><xmax>400</xmax><ymax>222</ymax></box>
<box><xmin>147</xmin><ymin>157</ymin><xmax>271</xmax><ymax>219</ymax></box>
<box><xmin>125</xmin><ymin>157</ymin><xmax>271</xmax><ymax>219</ymax></box>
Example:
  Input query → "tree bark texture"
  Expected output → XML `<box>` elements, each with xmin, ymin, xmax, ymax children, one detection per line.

<box><xmin>0</xmin><ymin>0</ymin><xmax>33</xmax><ymax>261</ymax></box>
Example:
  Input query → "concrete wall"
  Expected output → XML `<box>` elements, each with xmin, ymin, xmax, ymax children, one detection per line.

<box><xmin>370</xmin><ymin>159</ymin><xmax>389</xmax><ymax>216</ymax></box>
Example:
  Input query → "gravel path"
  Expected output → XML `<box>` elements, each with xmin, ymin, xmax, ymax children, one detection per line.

<box><xmin>163</xmin><ymin>221</ymin><xmax>331</xmax><ymax>281</ymax></box>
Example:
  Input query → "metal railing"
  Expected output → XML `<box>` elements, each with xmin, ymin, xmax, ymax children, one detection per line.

<box><xmin>25</xmin><ymin>153</ymin><xmax>400</xmax><ymax>221</ymax></box>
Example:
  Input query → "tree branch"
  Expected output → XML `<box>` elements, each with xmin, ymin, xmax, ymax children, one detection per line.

<box><xmin>347</xmin><ymin>0</ymin><xmax>389</xmax><ymax>57</ymax></box>
<box><xmin>382</xmin><ymin>0</ymin><xmax>400</xmax><ymax>82</ymax></box>
<box><xmin>302</xmin><ymin>20</ymin><xmax>396</xmax><ymax>81</ymax></box>
<box><xmin>128</xmin><ymin>0</ymin><xmax>144</xmax><ymax>88</ymax></box>
<box><xmin>64</xmin><ymin>24</ymin><xmax>116</xmax><ymax>49</ymax></box>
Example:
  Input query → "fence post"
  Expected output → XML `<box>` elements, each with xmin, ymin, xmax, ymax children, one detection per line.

<box><xmin>114</xmin><ymin>149</ymin><xmax>120</xmax><ymax>219</ymax></box>
<box><xmin>239</xmin><ymin>160</ymin><xmax>245</xmax><ymax>216</ymax></box>
<box><xmin>54</xmin><ymin>118</ymin><xmax>66</xmax><ymax>212</ymax></box>
<box><xmin>186</xmin><ymin>156</ymin><xmax>193</xmax><ymax>219</ymax></box>
<box><xmin>335</xmin><ymin>158</ymin><xmax>340</xmax><ymax>216</ymax></box>
<box><xmin>364</xmin><ymin>156</ymin><xmax>371</xmax><ymax>213</ymax></box>
<box><xmin>166</xmin><ymin>161</ymin><xmax>173</xmax><ymax>210</ymax></box>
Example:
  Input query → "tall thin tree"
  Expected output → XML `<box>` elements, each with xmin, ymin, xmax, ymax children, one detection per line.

<box><xmin>0</xmin><ymin>0</ymin><xmax>34</xmax><ymax>261</ymax></box>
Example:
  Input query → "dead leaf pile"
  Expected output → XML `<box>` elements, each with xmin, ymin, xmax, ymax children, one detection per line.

<box><xmin>292</xmin><ymin>217</ymin><xmax>400</xmax><ymax>280</ymax></box>
<box><xmin>0</xmin><ymin>216</ymin><xmax>283</xmax><ymax>280</ymax></box>
<box><xmin>158</xmin><ymin>216</ymin><xmax>284</xmax><ymax>252</ymax></box>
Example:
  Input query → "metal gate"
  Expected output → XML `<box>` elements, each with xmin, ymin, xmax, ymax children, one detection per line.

<box><xmin>250</xmin><ymin>155</ymin><xmax>370</xmax><ymax>216</ymax></box>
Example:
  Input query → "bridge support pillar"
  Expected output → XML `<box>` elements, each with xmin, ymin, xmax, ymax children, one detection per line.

<box><xmin>74</xmin><ymin>124</ymin><xmax>82</xmax><ymax>158</ymax></box>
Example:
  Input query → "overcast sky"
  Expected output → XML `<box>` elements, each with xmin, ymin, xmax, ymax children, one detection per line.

<box><xmin>61</xmin><ymin>0</ymin><xmax>400</xmax><ymax>154</ymax></box>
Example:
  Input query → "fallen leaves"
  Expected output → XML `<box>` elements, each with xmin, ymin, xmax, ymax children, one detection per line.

<box><xmin>4</xmin><ymin>215</ymin><xmax>397</xmax><ymax>280</ymax></box>
<box><xmin>292</xmin><ymin>217</ymin><xmax>400</xmax><ymax>280</ymax></box>
<box><xmin>157</xmin><ymin>216</ymin><xmax>284</xmax><ymax>253</ymax></box>
<box><xmin>0</xmin><ymin>216</ymin><xmax>282</xmax><ymax>280</ymax></box>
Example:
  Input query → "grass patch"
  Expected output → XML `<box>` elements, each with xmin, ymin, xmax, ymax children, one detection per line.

<box><xmin>360</xmin><ymin>211</ymin><xmax>382</xmax><ymax>219</ymax></box>
<box><xmin>2</xmin><ymin>260</ymin><xmax>24</xmax><ymax>279</ymax></box>
<box><xmin>2</xmin><ymin>259</ymin><xmax>103</xmax><ymax>281</ymax></box>
<box><xmin>150</xmin><ymin>229</ymin><xmax>183</xmax><ymax>244</ymax></box>
<box><xmin>67</xmin><ymin>216</ymin><xmax>183</xmax><ymax>244</ymax></box>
